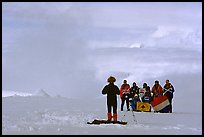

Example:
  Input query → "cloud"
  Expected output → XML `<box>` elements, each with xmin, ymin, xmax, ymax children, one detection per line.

<box><xmin>2</xmin><ymin>2</ymin><xmax>202</xmax><ymax>98</ymax></box>
<box><xmin>2</xmin><ymin>2</ymin><xmax>102</xmax><ymax>98</ymax></box>
<box><xmin>91</xmin><ymin>2</ymin><xmax>202</xmax><ymax>29</ymax></box>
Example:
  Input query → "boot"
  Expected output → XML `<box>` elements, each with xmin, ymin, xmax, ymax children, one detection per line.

<box><xmin>113</xmin><ymin>113</ymin><xmax>117</xmax><ymax>122</ymax></box>
<box><xmin>107</xmin><ymin>113</ymin><xmax>112</xmax><ymax>121</ymax></box>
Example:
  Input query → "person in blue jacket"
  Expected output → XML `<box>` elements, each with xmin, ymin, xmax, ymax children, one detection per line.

<box><xmin>130</xmin><ymin>93</ymin><xmax>141</xmax><ymax>111</ymax></box>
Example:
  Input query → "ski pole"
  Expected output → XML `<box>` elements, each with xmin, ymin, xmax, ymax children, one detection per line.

<box><xmin>131</xmin><ymin>108</ymin><xmax>137</xmax><ymax>124</ymax></box>
<box><xmin>129</xmin><ymin>102</ymin><xmax>138</xmax><ymax>124</ymax></box>
<box><xmin>120</xmin><ymin>110</ymin><xmax>128</xmax><ymax>122</ymax></box>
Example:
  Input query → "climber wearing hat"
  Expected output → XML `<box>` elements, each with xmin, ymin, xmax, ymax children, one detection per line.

<box><xmin>102</xmin><ymin>76</ymin><xmax>120</xmax><ymax>121</ymax></box>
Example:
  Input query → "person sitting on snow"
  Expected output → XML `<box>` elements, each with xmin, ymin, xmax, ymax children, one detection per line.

<box><xmin>130</xmin><ymin>93</ymin><xmax>141</xmax><ymax>111</ymax></box>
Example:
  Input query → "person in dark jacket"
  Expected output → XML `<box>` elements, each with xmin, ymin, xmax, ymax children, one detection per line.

<box><xmin>141</xmin><ymin>86</ymin><xmax>152</xmax><ymax>112</ymax></box>
<box><xmin>143</xmin><ymin>83</ymin><xmax>148</xmax><ymax>91</ymax></box>
<box><xmin>130</xmin><ymin>82</ymin><xmax>140</xmax><ymax>99</ymax></box>
<box><xmin>138</xmin><ymin>82</ymin><xmax>148</xmax><ymax>101</ymax></box>
<box><xmin>163</xmin><ymin>79</ymin><xmax>175</xmax><ymax>113</ymax></box>
<box><xmin>142</xmin><ymin>86</ymin><xmax>152</xmax><ymax>103</ymax></box>
<box><xmin>102</xmin><ymin>76</ymin><xmax>120</xmax><ymax>121</ymax></box>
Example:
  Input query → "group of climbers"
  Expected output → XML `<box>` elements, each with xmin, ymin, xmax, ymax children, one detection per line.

<box><xmin>102</xmin><ymin>76</ymin><xmax>175</xmax><ymax>121</ymax></box>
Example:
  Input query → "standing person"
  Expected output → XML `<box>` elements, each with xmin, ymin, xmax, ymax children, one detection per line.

<box><xmin>130</xmin><ymin>82</ymin><xmax>140</xmax><ymax>99</ymax></box>
<box><xmin>141</xmin><ymin>86</ymin><xmax>152</xmax><ymax>112</ymax></box>
<box><xmin>102</xmin><ymin>76</ymin><xmax>120</xmax><ymax>121</ymax></box>
<box><xmin>143</xmin><ymin>83</ymin><xmax>148</xmax><ymax>91</ymax></box>
<box><xmin>142</xmin><ymin>86</ymin><xmax>152</xmax><ymax>103</ymax></box>
<box><xmin>152</xmin><ymin>80</ymin><xmax>163</xmax><ymax>97</ymax></box>
<box><xmin>138</xmin><ymin>82</ymin><xmax>148</xmax><ymax>101</ymax></box>
<box><xmin>163</xmin><ymin>79</ymin><xmax>175</xmax><ymax>113</ymax></box>
<box><xmin>120</xmin><ymin>80</ymin><xmax>131</xmax><ymax>111</ymax></box>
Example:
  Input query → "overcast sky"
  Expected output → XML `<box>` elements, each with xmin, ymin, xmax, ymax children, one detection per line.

<box><xmin>2</xmin><ymin>2</ymin><xmax>202</xmax><ymax>98</ymax></box>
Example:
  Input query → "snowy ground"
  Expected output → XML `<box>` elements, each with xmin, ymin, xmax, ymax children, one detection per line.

<box><xmin>2</xmin><ymin>73</ymin><xmax>202</xmax><ymax>135</ymax></box>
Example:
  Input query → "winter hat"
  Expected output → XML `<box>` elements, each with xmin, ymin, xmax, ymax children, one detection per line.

<box><xmin>107</xmin><ymin>76</ymin><xmax>116</xmax><ymax>83</ymax></box>
<box><xmin>134</xmin><ymin>94</ymin><xmax>138</xmax><ymax>97</ymax></box>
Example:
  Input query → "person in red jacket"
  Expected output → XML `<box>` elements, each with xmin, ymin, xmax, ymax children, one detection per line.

<box><xmin>120</xmin><ymin>80</ymin><xmax>131</xmax><ymax>111</ymax></box>
<box><xmin>152</xmin><ymin>80</ymin><xmax>163</xmax><ymax>97</ymax></box>
<box><xmin>102</xmin><ymin>76</ymin><xmax>120</xmax><ymax>121</ymax></box>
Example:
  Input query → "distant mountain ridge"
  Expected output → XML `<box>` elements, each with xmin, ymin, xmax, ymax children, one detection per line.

<box><xmin>2</xmin><ymin>89</ymin><xmax>50</xmax><ymax>97</ymax></box>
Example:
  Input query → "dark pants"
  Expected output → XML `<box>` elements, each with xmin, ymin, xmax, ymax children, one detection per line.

<box><xmin>169</xmin><ymin>98</ymin><xmax>173</xmax><ymax>113</ymax></box>
<box><xmin>165</xmin><ymin>93</ymin><xmax>173</xmax><ymax>113</ymax></box>
<box><xmin>107</xmin><ymin>104</ymin><xmax>117</xmax><ymax>113</ymax></box>
<box><xmin>121</xmin><ymin>96</ymin><xmax>129</xmax><ymax>111</ymax></box>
